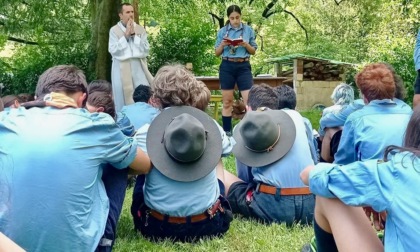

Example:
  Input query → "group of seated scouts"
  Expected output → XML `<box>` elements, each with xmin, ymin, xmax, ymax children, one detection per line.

<box><xmin>0</xmin><ymin>62</ymin><xmax>419</xmax><ymax>252</ymax></box>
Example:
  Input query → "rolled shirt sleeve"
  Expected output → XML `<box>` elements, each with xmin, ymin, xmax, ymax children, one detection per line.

<box><xmin>309</xmin><ymin>160</ymin><xmax>395</xmax><ymax>212</ymax></box>
<box><xmin>414</xmin><ymin>29</ymin><xmax>420</xmax><ymax>71</ymax></box>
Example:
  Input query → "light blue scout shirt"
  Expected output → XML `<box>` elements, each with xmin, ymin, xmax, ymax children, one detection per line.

<box><xmin>302</xmin><ymin>117</ymin><xmax>318</xmax><ymax>164</ymax></box>
<box><xmin>334</xmin><ymin>99</ymin><xmax>412</xmax><ymax>165</ymax></box>
<box><xmin>414</xmin><ymin>29</ymin><xmax>420</xmax><ymax>71</ymax></box>
<box><xmin>252</xmin><ymin>110</ymin><xmax>314</xmax><ymax>188</ymax></box>
<box><xmin>0</xmin><ymin>107</ymin><xmax>138</xmax><ymax>252</ymax></box>
<box><xmin>309</xmin><ymin>152</ymin><xmax>420</xmax><ymax>252</ymax></box>
<box><xmin>318</xmin><ymin>99</ymin><xmax>365</xmax><ymax>136</ymax></box>
<box><xmin>120</xmin><ymin>102</ymin><xmax>159</xmax><ymax>130</ymax></box>
<box><xmin>215</xmin><ymin>23</ymin><xmax>257</xmax><ymax>58</ymax></box>
<box><xmin>135</xmin><ymin>117</ymin><xmax>235</xmax><ymax>216</ymax></box>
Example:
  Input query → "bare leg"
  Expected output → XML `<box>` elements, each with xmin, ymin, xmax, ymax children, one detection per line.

<box><xmin>216</xmin><ymin>159</ymin><xmax>225</xmax><ymax>183</ymax></box>
<box><xmin>240</xmin><ymin>89</ymin><xmax>250</xmax><ymax>108</ymax></box>
<box><xmin>222</xmin><ymin>90</ymin><xmax>234</xmax><ymax>117</ymax></box>
<box><xmin>320</xmin><ymin>127</ymin><xmax>341</xmax><ymax>163</ymax></box>
<box><xmin>0</xmin><ymin>232</ymin><xmax>25</xmax><ymax>252</ymax></box>
<box><xmin>222</xmin><ymin>169</ymin><xmax>243</xmax><ymax>196</ymax></box>
<box><xmin>315</xmin><ymin>197</ymin><xmax>383</xmax><ymax>252</ymax></box>
<box><xmin>414</xmin><ymin>94</ymin><xmax>420</xmax><ymax>109</ymax></box>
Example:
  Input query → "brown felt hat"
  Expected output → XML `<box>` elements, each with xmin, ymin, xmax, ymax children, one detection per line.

<box><xmin>146</xmin><ymin>106</ymin><xmax>222</xmax><ymax>182</ymax></box>
<box><xmin>232</xmin><ymin>109</ymin><xmax>296</xmax><ymax>167</ymax></box>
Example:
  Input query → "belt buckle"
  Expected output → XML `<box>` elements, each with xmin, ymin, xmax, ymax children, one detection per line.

<box><xmin>233</xmin><ymin>58</ymin><xmax>239</xmax><ymax>62</ymax></box>
<box><xmin>207</xmin><ymin>207</ymin><xmax>215</xmax><ymax>219</ymax></box>
<box><xmin>207</xmin><ymin>199</ymin><xmax>221</xmax><ymax>219</ymax></box>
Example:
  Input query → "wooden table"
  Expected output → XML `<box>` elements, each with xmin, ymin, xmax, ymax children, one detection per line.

<box><xmin>196</xmin><ymin>76</ymin><xmax>288</xmax><ymax>90</ymax></box>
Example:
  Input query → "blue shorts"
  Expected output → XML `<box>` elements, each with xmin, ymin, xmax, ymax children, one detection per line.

<box><xmin>219</xmin><ymin>60</ymin><xmax>253</xmax><ymax>91</ymax></box>
<box><xmin>227</xmin><ymin>181</ymin><xmax>315</xmax><ymax>225</ymax></box>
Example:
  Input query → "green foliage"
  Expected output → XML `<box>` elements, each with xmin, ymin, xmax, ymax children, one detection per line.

<box><xmin>147</xmin><ymin>17</ymin><xmax>218</xmax><ymax>75</ymax></box>
<box><xmin>0</xmin><ymin>0</ymin><xmax>92</xmax><ymax>95</ymax></box>
<box><xmin>0</xmin><ymin>0</ymin><xmax>419</xmax><ymax>105</ymax></box>
<box><xmin>0</xmin><ymin>45</ymin><xmax>92</xmax><ymax>96</ymax></box>
<box><xmin>300</xmin><ymin>110</ymin><xmax>322</xmax><ymax>131</ymax></box>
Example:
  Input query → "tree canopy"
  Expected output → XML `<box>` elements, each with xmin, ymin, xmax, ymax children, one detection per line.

<box><xmin>0</xmin><ymin>0</ymin><xmax>418</xmax><ymax>103</ymax></box>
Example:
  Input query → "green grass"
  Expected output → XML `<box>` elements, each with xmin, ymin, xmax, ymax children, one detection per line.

<box><xmin>299</xmin><ymin>109</ymin><xmax>322</xmax><ymax>131</ymax></box>
<box><xmin>113</xmin><ymin>110</ymin><xmax>321</xmax><ymax>251</ymax></box>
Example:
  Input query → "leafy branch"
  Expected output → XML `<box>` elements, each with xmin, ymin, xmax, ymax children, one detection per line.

<box><xmin>283</xmin><ymin>9</ymin><xmax>308</xmax><ymax>43</ymax></box>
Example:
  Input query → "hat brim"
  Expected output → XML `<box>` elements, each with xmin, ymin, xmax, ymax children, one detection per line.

<box><xmin>147</xmin><ymin>106</ymin><xmax>223</xmax><ymax>182</ymax></box>
<box><xmin>232</xmin><ymin>110</ymin><xmax>296</xmax><ymax>167</ymax></box>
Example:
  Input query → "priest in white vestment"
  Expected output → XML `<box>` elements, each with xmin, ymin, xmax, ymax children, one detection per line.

<box><xmin>108</xmin><ymin>3</ymin><xmax>153</xmax><ymax>111</ymax></box>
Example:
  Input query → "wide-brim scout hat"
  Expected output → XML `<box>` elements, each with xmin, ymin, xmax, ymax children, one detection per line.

<box><xmin>147</xmin><ymin>106</ymin><xmax>222</xmax><ymax>182</ymax></box>
<box><xmin>232</xmin><ymin>109</ymin><xmax>296</xmax><ymax>167</ymax></box>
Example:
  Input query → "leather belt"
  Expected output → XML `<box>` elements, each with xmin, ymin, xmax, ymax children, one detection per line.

<box><xmin>222</xmin><ymin>57</ymin><xmax>249</xmax><ymax>63</ymax></box>
<box><xmin>258</xmin><ymin>184</ymin><xmax>311</xmax><ymax>196</ymax></box>
<box><xmin>149</xmin><ymin>199</ymin><xmax>223</xmax><ymax>224</ymax></box>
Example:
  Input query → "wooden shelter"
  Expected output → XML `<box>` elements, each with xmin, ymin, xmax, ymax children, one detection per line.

<box><xmin>266</xmin><ymin>54</ymin><xmax>355</xmax><ymax>110</ymax></box>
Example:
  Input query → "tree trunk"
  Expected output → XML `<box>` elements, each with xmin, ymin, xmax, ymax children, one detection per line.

<box><xmin>89</xmin><ymin>0</ymin><xmax>120</xmax><ymax>81</ymax></box>
<box><xmin>133</xmin><ymin>0</ymin><xmax>139</xmax><ymax>24</ymax></box>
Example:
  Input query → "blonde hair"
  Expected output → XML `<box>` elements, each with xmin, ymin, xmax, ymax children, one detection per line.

<box><xmin>152</xmin><ymin>64</ymin><xmax>202</xmax><ymax>109</ymax></box>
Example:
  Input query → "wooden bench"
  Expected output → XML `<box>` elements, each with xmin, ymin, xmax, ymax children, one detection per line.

<box><xmin>210</xmin><ymin>95</ymin><xmax>222</xmax><ymax>119</ymax></box>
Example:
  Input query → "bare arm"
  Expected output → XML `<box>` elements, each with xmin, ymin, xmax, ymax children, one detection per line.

<box><xmin>239</xmin><ymin>41</ymin><xmax>256</xmax><ymax>55</ymax></box>
<box><xmin>128</xmin><ymin>148</ymin><xmax>152</xmax><ymax>175</ymax></box>
<box><xmin>0</xmin><ymin>232</ymin><xmax>25</xmax><ymax>252</ymax></box>
<box><xmin>215</xmin><ymin>40</ymin><xmax>229</xmax><ymax>56</ymax></box>
<box><xmin>300</xmin><ymin>165</ymin><xmax>315</xmax><ymax>186</ymax></box>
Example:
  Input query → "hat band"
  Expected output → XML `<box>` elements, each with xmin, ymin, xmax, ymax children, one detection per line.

<box><xmin>244</xmin><ymin>125</ymin><xmax>281</xmax><ymax>153</ymax></box>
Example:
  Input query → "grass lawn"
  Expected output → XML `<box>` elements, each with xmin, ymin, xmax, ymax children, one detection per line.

<box><xmin>113</xmin><ymin>110</ymin><xmax>321</xmax><ymax>251</ymax></box>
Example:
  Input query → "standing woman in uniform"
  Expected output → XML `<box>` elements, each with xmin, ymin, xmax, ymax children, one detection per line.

<box><xmin>215</xmin><ymin>5</ymin><xmax>257</xmax><ymax>135</ymax></box>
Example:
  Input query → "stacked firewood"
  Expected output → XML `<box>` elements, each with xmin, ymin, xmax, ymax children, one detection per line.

<box><xmin>281</xmin><ymin>61</ymin><xmax>344</xmax><ymax>81</ymax></box>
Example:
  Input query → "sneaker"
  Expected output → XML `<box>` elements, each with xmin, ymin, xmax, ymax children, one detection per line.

<box><xmin>225</xmin><ymin>131</ymin><xmax>232</xmax><ymax>137</ymax></box>
<box><xmin>301</xmin><ymin>244</ymin><xmax>313</xmax><ymax>252</ymax></box>
<box><xmin>301</xmin><ymin>236</ymin><xmax>317</xmax><ymax>252</ymax></box>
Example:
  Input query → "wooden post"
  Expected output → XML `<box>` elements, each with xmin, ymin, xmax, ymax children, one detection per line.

<box><xmin>273</xmin><ymin>62</ymin><xmax>283</xmax><ymax>77</ymax></box>
<box><xmin>293</xmin><ymin>59</ymin><xmax>298</xmax><ymax>91</ymax></box>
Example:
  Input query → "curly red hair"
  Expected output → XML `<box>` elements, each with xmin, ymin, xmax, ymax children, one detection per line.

<box><xmin>355</xmin><ymin>63</ymin><xmax>395</xmax><ymax>102</ymax></box>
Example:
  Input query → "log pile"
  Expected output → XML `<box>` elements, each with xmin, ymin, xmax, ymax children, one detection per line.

<box><xmin>281</xmin><ymin>61</ymin><xmax>344</xmax><ymax>81</ymax></box>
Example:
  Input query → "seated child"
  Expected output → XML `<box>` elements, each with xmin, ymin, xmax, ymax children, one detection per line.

<box><xmin>225</xmin><ymin>108</ymin><xmax>315</xmax><ymax>225</ymax></box>
<box><xmin>131</xmin><ymin>64</ymin><xmax>233</xmax><ymax>242</ymax></box>
<box><xmin>300</xmin><ymin>106</ymin><xmax>420</xmax><ymax>251</ymax></box>
<box><xmin>86</xmin><ymin>91</ymin><xmax>132</xmax><ymax>251</ymax></box>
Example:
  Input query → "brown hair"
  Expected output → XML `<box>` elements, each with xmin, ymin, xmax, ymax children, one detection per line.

<box><xmin>355</xmin><ymin>63</ymin><xmax>395</xmax><ymax>102</ymax></box>
<box><xmin>35</xmin><ymin>65</ymin><xmax>87</xmax><ymax>99</ymax></box>
<box><xmin>87</xmin><ymin>91</ymin><xmax>116</xmax><ymax>119</ymax></box>
<box><xmin>191</xmin><ymin>81</ymin><xmax>211</xmax><ymax>111</ymax></box>
<box><xmin>381</xmin><ymin>62</ymin><xmax>406</xmax><ymax>100</ymax></box>
<box><xmin>17</xmin><ymin>93</ymin><xmax>35</xmax><ymax>103</ymax></box>
<box><xmin>248</xmin><ymin>84</ymin><xmax>279</xmax><ymax>110</ymax></box>
<box><xmin>88</xmin><ymin>80</ymin><xmax>112</xmax><ymax>95</ymax></box>
<box><xmin>118</xmin><ymin>3</ymin><xmax>132</xmax><ymax>14</ymax></box>
<box><xmin>274</xmin><ymin>85</ymin><xmax>296</xmax><ymax>110</ymax></box>
<box><xmin>152</xmin><ymin>64</ymin><xmax>198</xmax><ymax>109</ymax></box>
<box><xmin>1</xmin><ymin>95</ymin><xmax>20</xmax><ymax>108</ymax></box>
